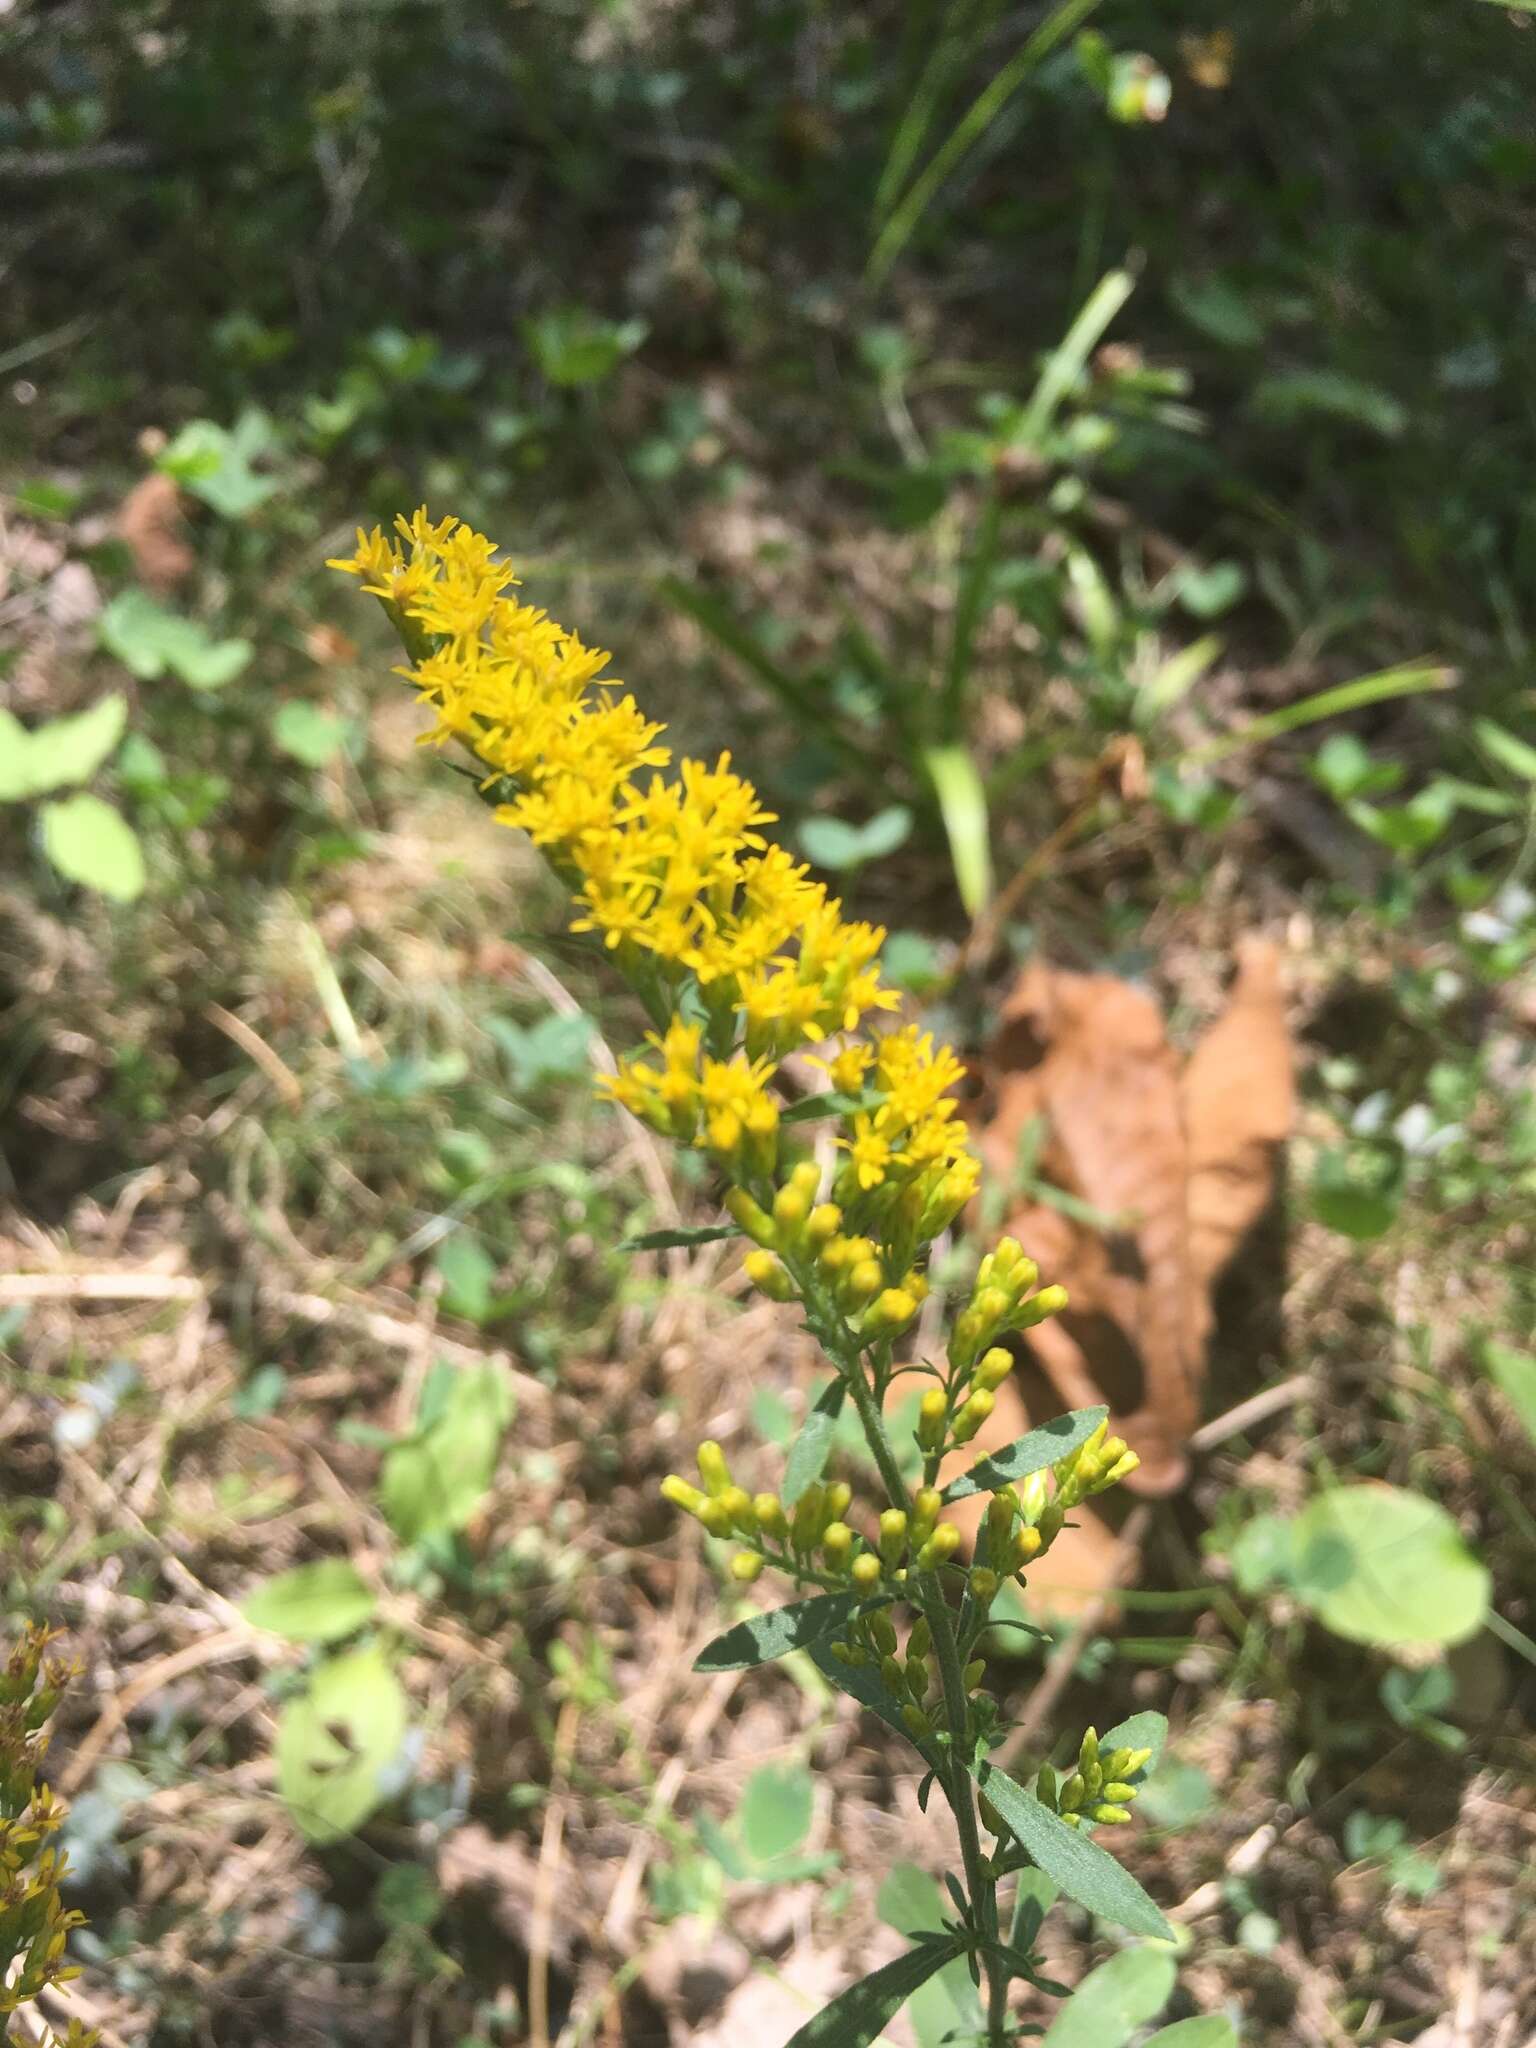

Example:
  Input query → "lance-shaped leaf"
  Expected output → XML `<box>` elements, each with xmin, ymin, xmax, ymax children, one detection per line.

<box><xmin>1145</xmin><ymin>2022</ymin><xmax>1240</xmax><ymax>2048</ymax></box>
<box><xmin>944</xmin><ymin>1407</ymin><xmax>1108</xmax><ymax>1501</ymax></box>
<box><xmin>618</xmin><ymin>1223</ymin><xmax>738</xmax><ymax>1253</ymax></box>
<box><xmin>784</xmin><ymin>1377</ymin><xmax>847</xmax><ymax>1505</ymax></box>
<box><xmin>783</xmin><ymin>1936</ymin><xmax>966</xmax><ymax>2048</ymax></box>
<box><xmin>970</xmin><ymin>1759</ymin><xmax>1172</xmax><ymax>1940</ymax></box>
<box><xmin>694</xmin><ymin>1589</ymin><xmax>865</xmax><ymax>1672</ymax></box>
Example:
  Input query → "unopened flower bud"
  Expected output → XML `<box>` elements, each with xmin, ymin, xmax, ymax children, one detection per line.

<box><xmin>917</xmin><ymin>1522</ymin><xmax>960</xmax><ymax>1570</ymax></box>
<box><xmin>969</xmin><ymin>1566</ymin><xmax>999</xmax><ymax>1605</ymax></box>
<box><xmin>952</xmin><ymin>1388</ymin><xmax>995</xmax><ymax>1443</ymax></box>
<box><xmin>753</xmin><ymin>1492</ymin><xmax>788</xmax><ymax>1540</ymax></box>
<box><xmin>791</xmin><ymin>1485</ymin><xmax>825</xmax><ymax>1551</ymax></box>
<box><xmin>789</xmin><ymin>1159</ymin><xmax>822</xmax><ymax>1198</ymax></box>
<box><xmin>823</xmin><ymin>1480</ymin><xmax>852</xmax><ymax>1525</ymax></box>
<box><xmin>880</xmin><ymin>1654</ymin><xmax>907</xmax><ymax>1696</ymax></box>
<box><xmin>845</xmin><ymin>1258</ymin><xmax>884</xmax><ymax>1307</ymax></box>
<box><xmin>772</xmin><ymin>1183</ymin><xmax>809</xmax><ymax>1232</ymax></box>
<box><xmin>964</xmin><ymin>1658</ymin><xmax>986</xmax><ymax>1690</ymax></box>
<box><xmin>661</xmin><ymin>1475</ymin><xmax>708</xmax><ymax>1518</ymax></box>
<box><xmin>1010</xmin><ymin>1525</ymin><xmax>1043</xmax><ymax>1571</ymax></box>
<box><xmin>1016</xmin><ymin>1282</ymin><xmax>1068</xmax><ymax>1328</ymax></box>
<box><xmin>696</xmin><ymin>1441</ymin><xmax>732</xmax><ymax>1498</ymax></box>
<box><xmin>865</xmin><ymin>1286</ymin><xmax>918</xmax><ymax>1337</ymax></box>
<box><xmin>744</xmin><ymin>1248</ymin><xmax>795</xmax><ymax>1301</ymax></box>
<box><xmin>725</xmin><ymin>1187</ymin><xmax>777</xmax><ymax>1246</ymax></box>
<box><xmin>911</xmin><ymin>1488</ymin><xmax>942</xmax><ymax>1543</ymax></box>
<box><xmin>974</xmin><ymin>1346</ymin><xmax>1014</xmax><ymax>1392</ymax></box>
<box><xmin>917</xmin><ymin>1388</ymin><xmax>948</xmax><ymax>1451</ymax></box>
<box><xmin>822</xmin><ymin>1520</ymin><xmax>854</xmax><ymax>1568</ymax></box>
<box><xmin>1036</xmin><ymin>1762</ymin><xmax>1058</xmax><ymax>1808</ymax></box>
<box><xmin>907</xmin><ymin>1617</ymin><xmax>931</xmax><ymax>1662</ymax></box>
<box><xmin>878</xmin><ymin>1509</ymin><xmax>908</xmax><ymax>1564</ymax></box>
<box><xmin>699</xmin><ymin>1498</ymin><xmax>734</xmax><ymax>1537</ymax></box>
<box><xmin>870</xmin><ymin>1608</ymin><xmax>898</xmax><ymax>1657</ymax></box>
<box><xmin>730</xmin><ymin>1551</ymin><xmax>765</xmax><ymax>1583</ymax></box>
<box><xmin>905</xmin><ymin>1655</ymin><xmax>930</xmax><ymax>1700</ymax></box>
<box><xmin>851</xmin><ymin>1551</ymin><xmax>881</xmax><ymax>1589</ymax></box>
<box><xmin>806</xmin><ymin>1202</ymin><xmax>842</xmax><ymax>1246</ymax></box>
<box><xmin>901</xmin><ymin>1704</ymin><xmax>932</xmax><ymax>1741</ymax></box>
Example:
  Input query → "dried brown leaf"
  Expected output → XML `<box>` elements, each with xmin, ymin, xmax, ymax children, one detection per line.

<box><xmin>117</xmin><ymin>472</ymin><xmax>194</xmax><ymax>594</ymax></box>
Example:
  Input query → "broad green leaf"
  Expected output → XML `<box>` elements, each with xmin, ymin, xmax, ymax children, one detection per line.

<box><xmin>40</xmin><ymin>794</ymin><xmax>145</xmax><ymax>900</ymax></box>
<box><xmin>157</xmin><ymin>410</ymin><xmax>281</xmax><ymax>519</ymax></box>
<box><xmin>1168</xmin><ymin>274</ymin><xmax>1266</xmax><ymax>349</ymax></box>
<box><xmin>1042</xmin><ymin>1945</ymin><xmax>1177</xmax><ymax>2047</ymax></box>
<box><xmin>379</xmin><ymin>1361</ymin><xmax>514</xmax><ymax>1546</ymax></box>
<box><xmin>923</xmin><ymin>744</ymin><xmax>992</xmax><ymax>916</ymax></box>
<box><xmin>523</xmin><ymin>306</ymin><xmax>647</xmax><ymax>387</ymax></box>
<box><xmin>783</xmin><ymin>1378</ymin><xmax>847</xmax><ymax>1505</ymax></box>
<box><xmin>783</xmin><ymin>1938</ymin><xmax>965</xmax><ymax>2048</ymax></box>
<box><xmin>944</xmin><ymin>1407</ymin><xmax>1108</xmax><ymax>1501</ymax></box>
<box><xmin>374</xmin><ymin>1863</ymin><xmax>444</xmax><ymax>1930</ymax></box>
<box><xmin>241</xmin><ymin>1558</ymin><xmax>377</xmax><ymax>1644</ymax></box>
<box><xmin>694</xmin><ymin>1589</ymin><xmax>864</xmax><ymax>1672</ymax></box>
<box><xmin>273</xmin><ymin>700</ymin><xmax>350</xmax><ymax>766</ymax></box>
<box><xmin>5</xmin><ymin>694</ymin><xmax>127</xmax><ymax>798</ymax></box>
<box><xmin>433</xmin><ymin>1232</ymin><xmax>496</xmax><ymax>1323</ymax></box>
<box><xmin>1482</xmin><ymin>1341</ymin><xmax>1536</xmax><ymax>1448</ymax></box>
<box><xmin>275</xmin><ymin>1641</ymin><xmax>407</xmax><ymax>1842</ymax></box>
<box><xmin>1136</xmin><ymin>1762</ymin><xmax>1215</xmax><ymax>1832</ymax></box>
<box><xmin>618</xmin><ymin>1224</ymin><xmax>738</xmax><ymax>1253</ymax></box>
<box><xmin>1145</xmin><ymin>2021</ymin><xmax>1240</xmax><ymax>2048</ymax></box>
<box><xmin>98</xmin><ymin>590</ymin><xmax>252</xmax><ymax>689</ymax></box>
<box><xmin>1309</xmin><ymin>1147</ymin><xmax>1401</xmax><ymax>1241</ymax></box>
<box><xmin>877</xmin><ymin>1862</ymin><xmax>982</xmax><ymax>2045</ymax></box>
<box><xmin>970</xmin><ymin>1760</ymin><xmax>1172</xmax><ymax>1939</ymax></box>
<box><xmin>739</xmin><ymin>1764</ymin><xmax>814</xmax><ymax>1864</ymax></box>
<box><xmin>1288</xmin><ymin>1483</ymin><xmax>1489</xmax><ymax>1649</ymax></box>
<box><xmin>1098</xmin><ymin>1709</ymin><xmax>1169</xmax><ymax>1778</ymax></box>
<box><xmin>799</xmin><ymin>805</ymin><xmax>913</xmax><ymax>872</ymax></box>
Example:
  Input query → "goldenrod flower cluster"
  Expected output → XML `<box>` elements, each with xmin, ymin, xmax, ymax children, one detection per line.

<box><xmin>334</xmin><ymin>511</ymin><xmax>1143</xmax><ymax>1760</ymax></box>
<box><xmin>1</xmin><ymin>1627</ymin><xmax>97</xmax><ymax>2044</ymax></box>
<box><xmin>1032</xmin><ymin>1725</ymin><xmax>1155</xmax><ymax>1831</ymax></box>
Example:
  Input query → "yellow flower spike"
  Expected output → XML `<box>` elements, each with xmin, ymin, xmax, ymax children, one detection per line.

<box><xmin>851</xmin><ymin>1551</ymin><xmax>882</xmax><ymax>1590</ymax></box>
<box><xmin>974</xmin><ymin>1346</ymin><xmax>1014</xmax><ymax>1392</ymax></box>
<box><xmin>743</xmin><ymin>1248</ymin><xmax>796</xmax><ymax>1302</ymax></box>
<box><xmin>952</xmin><ymin>1388</ymin><xmax>995</xmax><ymax>1444</ymax></box>
<box><xmin>917</xmin><ymin>1388</ymin><xmax>948</xmax><ymax>1452</ymax></box>
<box><xmin>822</xmin><ymin>1521</ymin><xmax>854</xmax><ymax>1569</ymax></box>
<box><xmin>753</xmin><ymin>1492</ymin><xmax>789</xmax><ymax>1541</ymax></box>
<box><xmin>878</xmin><ymin>1508</ymin><xmax>909</xmax><ymax>1564</ymax></box>
<box><xmin>696</xmin><ymin>1441</ymin><xmax>732</xmax><ymax>1498</ymax></box>
<box><xmin>661</xmin><ymin>1475</ymin><xmax>709</xmax><ymax>1519</ymax></box>
<box><xmin>730</xmin><ymin>1552</ymin><xmax>766</xmax><ymax>1583</ymax></box>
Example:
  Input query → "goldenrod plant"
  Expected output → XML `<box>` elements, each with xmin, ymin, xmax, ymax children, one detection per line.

<box><xmin>334</xmin><ymin>512</ymin><xmax>1174</xmax><ymax>2044</ymax></box>
<box><xmin>1</xmin><ymin>1626</ymin><xmax>97</xmax><ymax>2048</ymax></box>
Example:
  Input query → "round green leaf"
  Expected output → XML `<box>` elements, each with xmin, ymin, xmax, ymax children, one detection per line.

<box><xmin>273</xmin><ymin>700</ymin><xmax>351</xmax><ymax>766</ymax></box>
<box><xmin>1042</xmin><ymin>1944</ymin><xmax>1177</xmax><ymax>2047</ymax></box>
<box><xmin>241</xmin><ymin>1558</ymin><xmax>377</xmax><ymax>1644</ymax></box>
<box><xmin>8</xmin><ymin>694</ymin><xmax>128</xmax><ymax>798</ymax></box>
<box><xmin>1289</xmin><ymin>1483</ymin><xmax>1489</xmax><ymax>1649</ymax></box>
<box><xmin>40</xmin><ymin>794</ymin><xmax>146</xmax><ymax>900</ymax></box>
<box><xmin>739</xmin><ymin>1763</ymin><xmax>813</xmax><ymax>1865</ymax></box>
<box><xmin>275</xmin><ymin>1642</ymin><xmax>408</xmax><ymax>1843</ymax></box>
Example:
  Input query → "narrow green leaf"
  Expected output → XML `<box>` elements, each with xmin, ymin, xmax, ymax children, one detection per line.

<box><xmin>618</xmin><ymin>1223</ymin><xmax>738</xmax><ymax>1253</ymax></box>
<box><xmin>923</xmin><ymin>743</ymin><xmax>993</xmax><ymax>917</ymax></box>
<box><xmin>866</xmin><ymin>0</ymin><xmax>1106</xmax><ymax>288</ymax></box>
<box><xmin>1010</xmin><ymin>1868</ymin><xmax>1059</xmax><ymax>1949</ymax></box>
<box><xmin>694</xmin><ymin>1589</ymin><xmax>864</xmax><ymax>1672</ymax></box>
<box><xmin>877</xmin><ymin>1862</ymin><xmax>983</xmax><ymax>2044</ymax></box>
<box><xmin>241</xmin><ymin>1559</ymin><xmax>378</xmax><ymax>1644</ymax></box>
<box><xmin>944</xmin><ymin>1407</ymin><xmax>1107</xmax><ymax>1501</ymax></box>
<box><xmin>1181</xmin><ymin>662</ymin><xmax>1453</xmax><ymax>767</ymax></box>
<box><xmin>783</xmin><ymin>1937</ymin><xmax>965</xmax><ymax>2048</ymax></box>
<box><xmin>970</xmin><ymin>1760</ymin><xmax>1172</xmax><ymax>1939</ymax></box>
<box><xmin>1022</xmin><ymin>268</ymin><xmax>1137</xmax><ymax>441</ymax></box>
<box><xmin>784</xmin><ymin>1377</ymin><xmax>847</xmax><ymax>1505</ymax></box>
<box><xmin>1474</xmin><ymin>717</ymin><xmax>1536</xmax><ymax>783</ymax></box>
<box><xmin>40</xmin><ymin>794</ymin><xmax>146</xmax><ymax>901</ymax></box>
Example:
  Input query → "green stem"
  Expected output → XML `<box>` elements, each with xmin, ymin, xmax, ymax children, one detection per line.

<box><xmin>837</xmin><ymin>1346</ymin><xmax>1010</xmax><ymax>2043</ymax></box>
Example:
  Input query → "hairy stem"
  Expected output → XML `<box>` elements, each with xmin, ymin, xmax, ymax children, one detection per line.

<box><xmin>838</xmin><ymin>1348</ymin><xmax>1011</xmax><ymax>2041</ymax></box>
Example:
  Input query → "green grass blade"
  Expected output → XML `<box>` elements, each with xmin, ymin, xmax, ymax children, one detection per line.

<box><xmin>1021</xmin><ymin>267</ymin><xmax>1135</xmax><ymax>443</ymax></box>
<box><xmin>922</xmin><ymin>743</ymin><xmax>993</xmax><ymax>916</ymax></box>
<box><xmin>866</xmin><ymin>0</ymin><xmax>1104</xmax><ymax>289</ymax></box>
<box><xmin>1180</xmin><ymin>661</ymin><xmax>1454</xmax><ymax>767</ymax></box>
<box><xmin>874</xmin><ymin>0</ymin><xmax>996</xmax><ymax>223</ymax></box>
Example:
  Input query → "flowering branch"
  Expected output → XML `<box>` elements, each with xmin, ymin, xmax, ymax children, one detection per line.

<box><xmin>333</xmin><ymin>511</ymin><xmax>1170</xmax><ymax>2043</ymax></box>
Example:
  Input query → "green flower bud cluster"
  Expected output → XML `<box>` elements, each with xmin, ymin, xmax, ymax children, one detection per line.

<box><xmin>1032</xmin><ymin>1726</ymin><xmax>1153</xmax><ymax>1831</ymax></box>
<box><xmin>728</xmin><ymin>1167</ymin><xmax>930</xmax><ymax>1345</ymax></box>
<box><xmin>826</xmin><ymin>1609</ymin><xmax>983</xmax><ymax>1744</ymax></box>
<box><xmin>1</xmin><ymin>1626</ymin><xmax>98</xmax><ymax>2042</ymax></box>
